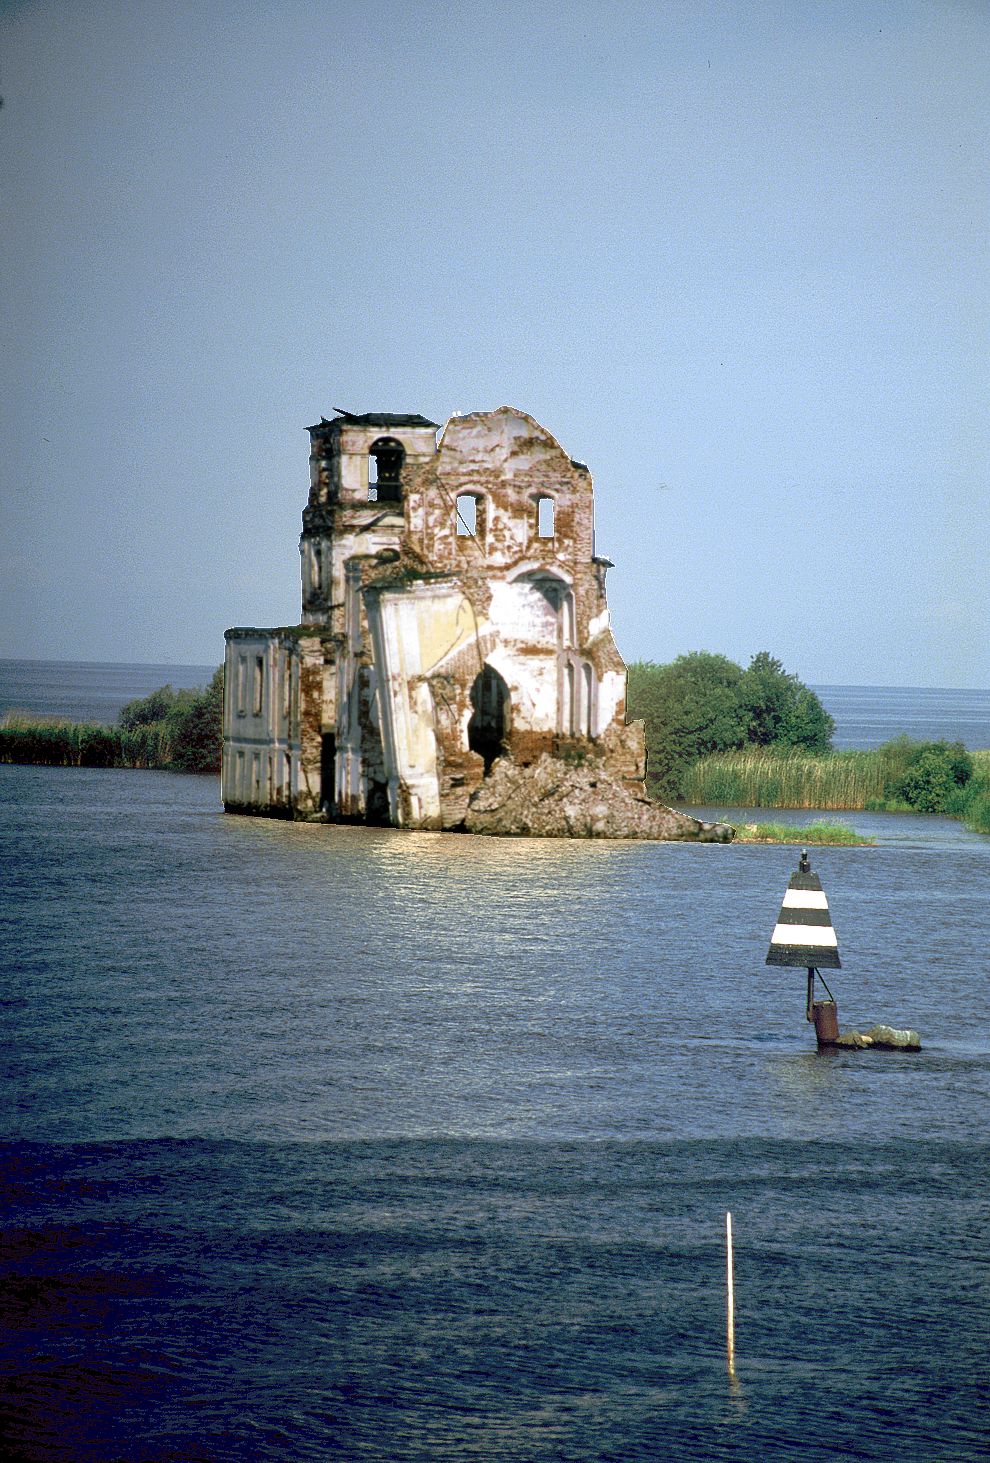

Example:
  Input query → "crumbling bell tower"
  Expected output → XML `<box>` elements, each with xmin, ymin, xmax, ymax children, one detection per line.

<box><xmin>300</xmin><ymin>412</ymin><xmax>440</xmax><ymax>625</ymax></box>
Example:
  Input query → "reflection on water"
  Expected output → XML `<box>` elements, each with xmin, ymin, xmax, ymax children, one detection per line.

<box><xmin>1</xmin><ymin>766</ymin><xmax>987</xmax><ymax>1461</ymax></box>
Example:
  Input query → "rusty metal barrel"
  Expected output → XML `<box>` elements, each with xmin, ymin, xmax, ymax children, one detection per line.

<box><xmin>812</xmin><ymin>1000</ymin><xmax>839</xmax><ymax>1046</ymax></box>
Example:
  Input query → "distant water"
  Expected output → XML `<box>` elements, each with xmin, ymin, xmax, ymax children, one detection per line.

<box><xmin>0</xmin><ymin>659</ymin><xmax>216</xmax><ymax>724</ymax></box>
<box><xmin>813</xmin><ymin>683</ymin><xmax>990</xmax><ymax>750</ymax></box>
<box><xmin>1</xmin><ymin>760</ymin><xmax>988</xmax><ymax>1461</ymax></box>
<box><xmin>1</xmin><ymin>661</ymin><xmax>988</xmax><ymax>749</ymax></box>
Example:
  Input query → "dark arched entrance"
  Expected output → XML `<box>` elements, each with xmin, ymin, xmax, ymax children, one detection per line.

<box><xmin>468</xmin><ymin>664</ymin><xmax>509</xmax><ymax>773</ymax></box>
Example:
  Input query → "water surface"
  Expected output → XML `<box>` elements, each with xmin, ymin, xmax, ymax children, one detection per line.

<box><xmin>1</xmin><ymin>766</ymin><xmax>987</xmax><ymax>1459</ymax></box>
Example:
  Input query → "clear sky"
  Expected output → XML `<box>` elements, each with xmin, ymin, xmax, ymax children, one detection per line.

<box><xmin>2</xmin><ymin>0</ymin><xmax>987</xmax><ymax>686</ymax></box>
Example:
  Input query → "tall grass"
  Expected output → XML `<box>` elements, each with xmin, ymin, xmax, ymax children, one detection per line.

<box><xmin>682</xmin><ymin>746</ymin><xmax>891</xmax><ymax>810</ymax></box>
<box><xmin>684</xmin><ymin>743</ymin><xmax>990</xmax><ymax>836</ymax></box>
<box><xmin>0</xmin><ymin>712</ymin><xmax>175</xmax><ymax>769</ymax></box>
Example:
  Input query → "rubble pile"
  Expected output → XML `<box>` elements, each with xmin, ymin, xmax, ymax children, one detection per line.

<box><xmin>463</xmin><ymin>752</ymin><xmax>734</xmax><ymax>841</ymax></box>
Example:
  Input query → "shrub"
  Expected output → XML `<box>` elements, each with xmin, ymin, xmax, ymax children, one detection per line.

<box><xmin>889</xmin><ymin>739</ymin><xmax>973</xmax><ymax>813</ymax></box>
<box><xmin>165</xmin><ymin>668</ymin><xmax>223</xmax><ymax>773</ymax></box>
<box><xmin>119</xmin><ymin>685</ymin><xmax>179</xmax><ymax>730</ymax></box>
<box><xmin>116</xmin><ymin>667</ymin><xmax>223</xmax><ymax>774</ymax></box>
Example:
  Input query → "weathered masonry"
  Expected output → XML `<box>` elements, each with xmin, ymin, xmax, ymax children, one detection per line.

<box><xmin>222</xmin><ymin>406</ymin><xmax>652</xmax><ymax>830</ymax></box>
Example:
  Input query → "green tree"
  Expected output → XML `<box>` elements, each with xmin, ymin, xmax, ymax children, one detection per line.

<box><xmin>779</xmin><ymin>684</ymin><xmax>835</xmax><ymax>752</ymax></box>
<box><xmin>627</xmin><ymin>652</ymin><xmax>746</xmax><ymax>797</ymax></box>
<box><xmin>738</xmin><ymin>651</ymin><xmax>834</xmax><ymax>752</ymax></box>
<box><xmin>114</xmin><ymin>668</ymin><xmax>223</xmax><ymax>773</ymax></box>
<box><xmin>119</xmin><ymin>684</ymin><xmax>179</xmax><ymax>729</ymax></box>
<box><xmin>627</xmin><ymin>650</ymin><xmax>833</xmax><ymax>798</ymax></box>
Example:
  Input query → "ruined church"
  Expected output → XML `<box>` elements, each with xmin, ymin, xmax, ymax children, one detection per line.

<box><xmin>221</xmin><ymin>406</ymin><xmax>730</xmax><ymax>841</ymax></box>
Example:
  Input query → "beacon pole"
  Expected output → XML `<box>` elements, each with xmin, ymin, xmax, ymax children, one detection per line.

<box><xmin>766</xmin><ymin>849</ymin><xmax>842</xmax><ymax>1049</ymax></box>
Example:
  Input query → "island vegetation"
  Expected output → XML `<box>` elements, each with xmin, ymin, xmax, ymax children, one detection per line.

<box><xmin>626</xmin><ymin>651</ymin><xmax>835</xmax><ymax>797</ymax></box>
<box><xmin>0</xmin><ymin>669</ymin><xmax>223</xmax><ymax>774</ymax></box>
<box><xmin>627</xmin><ymin>651</ymin><xmax>990</xmax><ymax>835</ymax></box>
<box><xmin>732</xmin><ymin>820</ymin><xmax>871</xmax><ymax>846</ymax></box>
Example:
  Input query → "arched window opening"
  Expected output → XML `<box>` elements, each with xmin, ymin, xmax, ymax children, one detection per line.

<box><xmin>564</xmin><ymin>661</ymin><xmax>576</xmax><ymax>735</ymax></box>
<box><xmin>537</xmin><ymin>495</ymin><xmax>555</xmax><ymax>538</ymax></box>
<box><xmin>456</xmin><ymin>493</ymin><xmax>480</xmax><ymax>538</ymax></box>
<box><xmin>583</xmin><ymin>663</ymin><xmax>595</xmax><ymax>736</ymax></box>
<box><xmin>498</xmin><ymin>571</ymin><xmax>572</xmax><ymax>645</ymax></box>
<box><xmin>468</xmin><ymin>664</ymin><xmax>510</xmax><ymax>773</ymax></box>
<box><xmin>530</xmin><ymin>576</ymin><xmax>572</xmax><ymax>647</ymax></box>
<box><xmin>368</xmin><ymin>437</ymin><xmax>404</xmax><ymax>503</ymax></box>
<box><xmin>561</xmin><ymin>590</ymin><xmax>575</xmax><ymax>647</ymax></box>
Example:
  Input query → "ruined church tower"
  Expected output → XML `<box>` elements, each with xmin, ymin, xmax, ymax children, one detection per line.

<box><xmin>222</xmin><ymin>406</ymin><xmax>645</xmax><ymax>828</ymax></box>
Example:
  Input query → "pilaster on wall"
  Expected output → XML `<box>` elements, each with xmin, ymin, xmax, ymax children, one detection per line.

<box><xmin>297</xmin><ymin>635</ymin><xmax>330</xmax><ymax>816</ymax></box>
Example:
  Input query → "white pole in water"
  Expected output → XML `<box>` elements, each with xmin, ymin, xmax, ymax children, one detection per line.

<box><xmin>726</xmin><ymin>1211</ymin><xmax>736</xmax><ymax>1376</ymax></box>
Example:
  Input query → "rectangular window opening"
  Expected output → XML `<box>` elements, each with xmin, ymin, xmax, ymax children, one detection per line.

<box><xmin>456</xmin><ymin>495</ymin><xmax>478</xmax><ymax>537</ymax></box>
<box><xmin>253</xmin><ymin>656</ymin><xmax>264</xmax><ymax>716</ymax></box>
<box><xmin>537</xmin><ymin>496</ymin><xmax>555</xmax><ymax>538</ymax></box>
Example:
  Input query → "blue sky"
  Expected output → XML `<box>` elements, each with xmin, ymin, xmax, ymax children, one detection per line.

<box><xmin>2</xmin><ymin>0</ymin><xmax>987</xmax><ymax>686</ymax></box>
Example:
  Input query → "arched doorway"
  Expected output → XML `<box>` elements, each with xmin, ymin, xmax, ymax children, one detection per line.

<box><xmin>468</xmin><ymin>664</ymin><xmax>509</xmax><ymax>773</ymax></box>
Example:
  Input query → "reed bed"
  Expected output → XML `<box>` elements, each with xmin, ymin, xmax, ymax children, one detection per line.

<box><xmin>685</xmin><ymin>743</ymin><xmax>990</xmax><ymax>836</ymax></box>
<box><xmin>683</xmin><ymin>747</ymin><xmax>891</xmax><ymax>810</ymax></box>
<box><xmin>0</xmin><ymin>712</ymin><xmax>175</xmax><ymax>769</ymax></box>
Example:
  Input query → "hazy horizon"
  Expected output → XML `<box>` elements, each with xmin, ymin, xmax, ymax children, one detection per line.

<box><xmin>3</xmin><ymin>0</ymin><xmax>987</xmax><ymax>689</ymax></box>
<box><xmin>1</xmin><ymin>651</ymin><xmax>986</xmax><ymax>695</ymax></box>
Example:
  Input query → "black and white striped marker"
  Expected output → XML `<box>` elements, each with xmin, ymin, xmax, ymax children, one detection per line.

<box><xmin>766</xmin><ymin>856</ymin><xmax>841</xmax><ymax>970</ymax></box>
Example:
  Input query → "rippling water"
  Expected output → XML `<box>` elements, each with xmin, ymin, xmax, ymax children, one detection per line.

<box><xmin>2</xmin><ymin>766</ymin><xmax>988</xmax><ymax>1460</ymax></box>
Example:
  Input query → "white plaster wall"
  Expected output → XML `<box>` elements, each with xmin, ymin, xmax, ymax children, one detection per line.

<box><xmin>489</xmin><ymin>579</ymin><xmax>560</xmax><ymax>644</ymax></box>
<box><xmin>598</xmin><ymin>668</ymin><xmax>625</xmax><ymax>731</ymax></box>
<box><xmin>365</xmin><ymin>584</ymin><xmax>466</xmax><ymax>826</ymax></box>
<box><xmin>222</xmin><ymin>634</ymin><xmax>297</xmax><ymax>808</ymax></box>
<box><xmin>438</xmin><ymin>409</ymin><xmax>564</xmax><ymax>475</ymax></box>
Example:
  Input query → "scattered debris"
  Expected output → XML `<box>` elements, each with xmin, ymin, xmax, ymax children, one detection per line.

<box><xmin>463</xmin><ymin>751</ymin><xmax>733</xmax><ymax>840</ymax></box>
